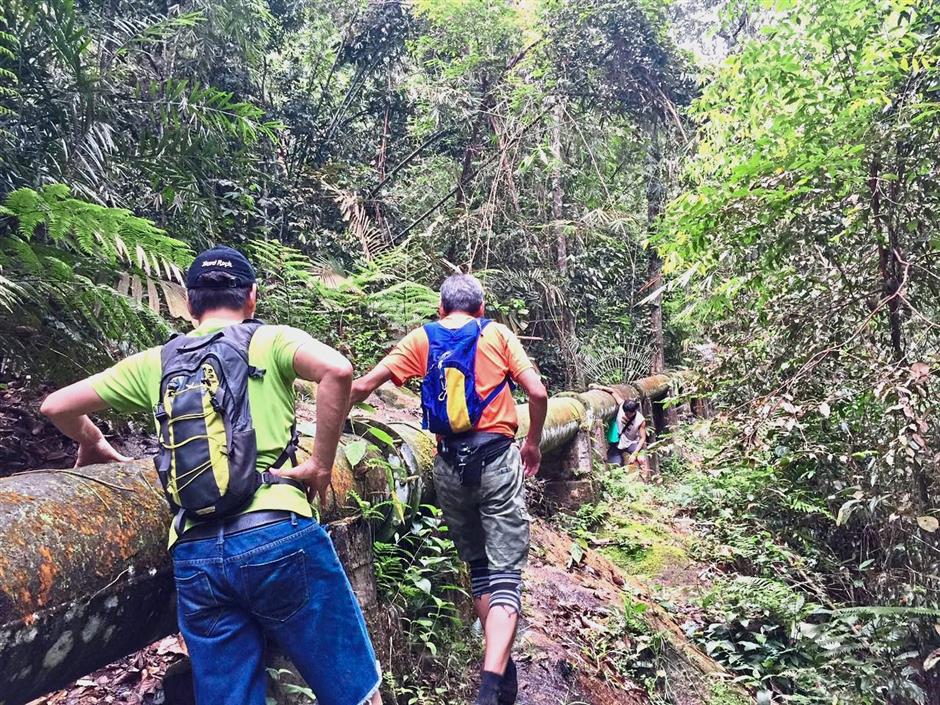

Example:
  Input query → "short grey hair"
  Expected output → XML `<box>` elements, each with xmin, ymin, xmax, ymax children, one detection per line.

<box><xmin>440</xmin><ymin>274</ymin><xmax>484</xmax><ymax>314</ymax></box>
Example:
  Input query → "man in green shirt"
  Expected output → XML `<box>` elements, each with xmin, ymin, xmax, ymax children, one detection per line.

<box><xmin>41</xmin><ymin>246</ymin><xmax>382</xmax><ymax>705</ymax></box>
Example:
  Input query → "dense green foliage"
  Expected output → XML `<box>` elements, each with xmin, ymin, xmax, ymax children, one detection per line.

<box><xmin>4</xmin><ymin>0</ymin><xmax>940</xmax><ymax>703</ymax></box>
<box><xmin>0</xmin><ymin>0</ymin><xmax>691</xmax><ymax>384</ymax></box>
<box><xmin>657</xmin><ymin>0</ymin><xmax>940</xmax><ymax>702</ymax></box>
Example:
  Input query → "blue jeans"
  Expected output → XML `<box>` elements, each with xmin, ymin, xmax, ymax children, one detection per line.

<box><xmin>172</xmin><ymin>515</ymin><xmax>381</xmax><ymax>705</ymax></box>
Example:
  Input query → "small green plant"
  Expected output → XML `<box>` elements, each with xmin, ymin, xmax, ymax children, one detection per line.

<box><xmin>706</xmin><ymin>680</ymin><xmax>750</xmax><ymax>705</ymax></box>
<box><xmin>689</xmin><ymin>576</ymin><xmax>936</xmax><ymax>704</ymax></box>
<box><xmin>373</xmin><ymin>505</ymin><xmax>476</xmax><ymax>705</ymax></box>
<box><xmin>579</xmin><ymin>595</ymin><xmax>666</xmax><ymax>694</ymax></box>
<box><xmin>266</xmin><ymin>668</ymin><xmax>316</xmax><ymax>703</ymax></box>
<box><xmin>555</xmin><ymin>499</ymin><xmax>609</xmax><ymax>541</ymax></box>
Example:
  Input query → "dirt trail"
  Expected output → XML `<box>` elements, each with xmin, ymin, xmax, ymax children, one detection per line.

<box><xmin>517</xmin><ymin>520</ymin><xmax>649</xmax><ymax>705</ymax></box>
<box><xmin>517</xmin><ymin>518</ymin><xmax>745</xmax><ymax>705</ymax></box>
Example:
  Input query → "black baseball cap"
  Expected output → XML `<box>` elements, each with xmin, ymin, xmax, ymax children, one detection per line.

<box><xmin>186</xmin><ymin>246</ymin><xmax>256</xmax><ymax>289</ymax></box>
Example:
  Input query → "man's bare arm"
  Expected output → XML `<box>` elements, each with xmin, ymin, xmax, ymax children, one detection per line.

<box><xmin>590</xmin><ymin>383</ymin><xmax>625</xmax><ymax>404</ymax></box>
<box><xmin>350</xmin><ymin>364</ymin><xmax>394</xmax><ymax>405</ymax></box>
<box><xmin>41</xmin><ymin>381</ymin><xmax>131</xmax><ymax>466</ymax></box>
<box><xmin>516</xmin><ymin>368</ymin><xmax>547</xmax><ymax>477</ymax></box>
<box><xmin>272</xmin><ymin>340</ymin><xmax>353</xmax><ymax>505</ymax></box>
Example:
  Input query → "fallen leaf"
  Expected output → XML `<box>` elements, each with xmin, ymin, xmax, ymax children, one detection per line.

<box><xmin>925</xmin><ymin>647</ymin><xmax>940</xmax><ymax>671</ymax></box>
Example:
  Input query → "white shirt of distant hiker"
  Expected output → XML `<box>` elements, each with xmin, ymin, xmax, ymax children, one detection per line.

<box><xmin>617</xmin><ymin>409</ymin><xmax>646</xmax><ymax>450</ymax></box>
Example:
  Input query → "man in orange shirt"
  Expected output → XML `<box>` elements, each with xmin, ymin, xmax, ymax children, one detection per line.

<box><xmin>351</xmin><ymin>274</ymin><xmax>547</xmax><ymax>705</ymax></box>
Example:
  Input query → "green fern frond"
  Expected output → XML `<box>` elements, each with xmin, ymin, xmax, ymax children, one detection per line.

<box><xmin>3</xmin><ymin>185</ymin><xmax>191</xmax><ymax>276</ymax></box>
<box><xmin>0</xmin><ymin>272</ymin><xmax>23</xmax><ymax>311</ymax></box>
<box><xmin>110</xmin><ymin>11</ymin><xmax>206</xmax><ymax>58</ymax></box>
<box><xmin>157</xmin><ymin>79</ymin><xmax>281</xmax><ymax>144</ymax></box>
<box><xmin>0</xmin><ymin>185</ymin><xmax>188</xmax><ymax>379</ymax></box>
<box><xmin>365</xmin><ymin>281</ymin><xmax>438</xmax><ymax>328</ymax></box>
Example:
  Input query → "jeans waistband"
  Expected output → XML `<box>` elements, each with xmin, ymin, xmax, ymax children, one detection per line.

<box><xmin>176</xmin><ymin>509</ymin><xmax>293</xmax><ymax>544</ymax></box>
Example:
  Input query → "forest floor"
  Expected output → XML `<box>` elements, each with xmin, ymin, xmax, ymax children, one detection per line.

<box><xmin>0</xmin><ymin>377</ymin><xmax>153</xmax><ymax>477</ymax></box>
<box><xmin>513</xmin><ymin>466</ymin><xmax>740</xmax><ymax>705</ymax></box>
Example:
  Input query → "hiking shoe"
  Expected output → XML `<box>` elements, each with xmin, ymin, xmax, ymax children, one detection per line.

<box><xmin>498</xmin><ymin>657</ymin><xmax>518</xmax><ymax>705</ymax></box>
<box><xmin>476</xmin><ymin>670</ymin><xmax>502</xmax><ymax>705</ymax></box>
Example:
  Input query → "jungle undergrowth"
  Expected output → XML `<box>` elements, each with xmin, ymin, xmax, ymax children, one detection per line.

<box><xmin>657</xmin><ymin>419</ymin><xmax>940</xmax><ymax>705</ymax></box>
<box><xmin>549</xmin><ymin>419</ymin><xmax>940</xmax><ymax>704</ymax></box>
<box><xmin>372</xmin><ymin>504</ymin><xmax>477</xmax><ymax>705</ymax></box>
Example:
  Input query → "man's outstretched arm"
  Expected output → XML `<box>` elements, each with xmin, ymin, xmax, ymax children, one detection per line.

<box><xmin>350</xmin><ymin>364</ymin><xmax>394</xmax><ymax>405</ymax></box>
<box><xmin>272</xmin><ymin>340</ymin><xmax>353</xmax><ymax>506</ymax></box>
<box><xmin>516</xmin><ymin>368</ymin><xmax>547</xmax><ymax>477</ymax></box>
<box><xmin>590</xmin><ymin>383</ymin><xmax>625</xmax><ymax>404</ymax></box>
<box><xmin>41</xmin><ymin>381</ymin><xmax>132</xmax><ymax>466</ymax></box>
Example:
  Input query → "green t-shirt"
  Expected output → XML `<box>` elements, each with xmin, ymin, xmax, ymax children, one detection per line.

<box><xmin>90</xmin><ymin>318</ymin><xmax>314</xmax><ymax>547</ymax></box>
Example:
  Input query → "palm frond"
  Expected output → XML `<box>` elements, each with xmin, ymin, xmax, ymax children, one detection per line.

<box><xmin>0</xmin><ymin>185</ymin><xmax>190</xmax><ymax>380</ymax></box>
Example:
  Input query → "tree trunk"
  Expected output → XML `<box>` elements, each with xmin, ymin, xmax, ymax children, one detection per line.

<box><xmin>550</xmin><ymin>98</ymin><xmax>583</xmax><ymax>388</ymax></box>
<box><xmin>456</xmin><ymin>76</ymin><xmax>491</xmax><ymax>209</ymax></box>
<box><xmin>372</xmin><ymin>72</ymin><xmax>392</xmax><ymax>239</ymax></box>
<box><xmin>646</xmin><ymin>126</ymin><xmax>666</xmax><ymax>375</ymax></box>
<box><xmin>868</xmin><ymin>158</ymin><xmax>904</xmax><ymax>361</ymax></box>
<box><xmin>551</xmin><ymin>100</ymin><xmax>567</xmax><ymax>274</ymax></box>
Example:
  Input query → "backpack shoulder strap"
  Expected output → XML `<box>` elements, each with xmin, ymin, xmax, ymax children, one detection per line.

<box><xmin>477</xmin><ymin>318</ymin><xmax>515</xmax><ymax>404</ymax></box>
<box><xmin>423</xmin><ymin>320</ymin><xmax>446</xmax><ymax>343</ymax></box>
<box><xmin>221</xmin><ymin>319</ymin><xmax>266</xmax><ymax>378</ymax></box>
<box><xmin>159</xmin><ymin>332</ymin><xmax>189</xmax><ymax>370</ymax></box>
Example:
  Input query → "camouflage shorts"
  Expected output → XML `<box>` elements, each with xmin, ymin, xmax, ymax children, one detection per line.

<box><xmin>432</xmin><ymin>444</ymin><xmax>531</xmax><ymax>571</ymax></box>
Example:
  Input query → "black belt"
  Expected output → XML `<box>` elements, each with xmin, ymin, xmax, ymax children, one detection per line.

<box><xmin>175</xmin><ymin>509</ymin><xmax>294</xmax><ymax>544</ymax></box>
<box><xmin>437</xmin><ymin>432</ymin><xmax>514</xmax><ymax>487</ymax></box>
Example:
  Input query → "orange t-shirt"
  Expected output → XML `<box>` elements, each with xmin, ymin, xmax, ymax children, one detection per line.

<box><xmin>380</xmin><ymin>314</ymin><xmax>536</xmax><ymax>437</ymax></box>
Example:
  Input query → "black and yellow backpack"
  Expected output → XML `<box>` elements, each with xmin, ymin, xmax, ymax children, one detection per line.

<box><xmin>153</xmin><ymin>320</ymin><xmax>300</xmax><ymax>531</ymax></box>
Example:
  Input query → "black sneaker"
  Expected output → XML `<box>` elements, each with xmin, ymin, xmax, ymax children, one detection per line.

<box><xmin>498</xmin><ymin>658</ymin><xmax>518</xmax><ymax>705</ymax></box>
<box><xmin>475</xmin><ymin>690</ymin><xmax>499</xmax><ymax>705</ymax></box>
<box><xmin>476</xmin><ymin>669</ymin><xmax>503</xmax><ymax>705</ymax></box>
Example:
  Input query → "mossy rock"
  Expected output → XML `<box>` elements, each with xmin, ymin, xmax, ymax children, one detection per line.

<box><xmin>707</xmin><ymin>680</ymin><xmax>751</xmax><ymax>705</ymax></box>
<box><xmin>599</xmin><ymin>516</ymin><xmax>689</xmax><ymax>578</ymax></box>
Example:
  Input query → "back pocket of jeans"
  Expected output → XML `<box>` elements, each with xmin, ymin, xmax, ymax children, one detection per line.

<box><xmin>175</xmin><ymin>571</ymin><xmax>222</xmax><ymax>638</ymax></box>
<box><xmin>241</xmin><ymin>550</ymin><xmax>309</xmax><ymax>623</ymax></box>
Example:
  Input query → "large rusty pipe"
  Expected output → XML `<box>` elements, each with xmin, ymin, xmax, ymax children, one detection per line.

<box><xmin>0</xmin><ymin>374</ymin><xmax>674</xmax><ymax>704</ymax></box>
<box><xmin>516</xmin><ymin>397</ymin><xmax>587</xmax><ymax>454</ymax></box>
<box><xmin>0</xmin><ymin>427</ymin><xmax>420</xmax><ymax>705</ymax></box>
<box><xmin>0</xmin><ymin>461</ymin><xmax>172</xmax><ymax>705</ymax></box>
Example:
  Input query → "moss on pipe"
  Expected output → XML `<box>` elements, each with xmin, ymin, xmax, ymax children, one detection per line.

<box><xmin>517</xmin><ymin>397</ymin><xmax>587</xmax><ymax>454</ymax></box>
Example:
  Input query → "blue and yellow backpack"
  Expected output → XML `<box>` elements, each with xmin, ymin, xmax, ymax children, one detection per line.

<box><xmin>420</xmin><ymin>318</ymin><xmax>512</xmax><ymax>436</ymax></box>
